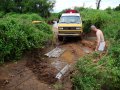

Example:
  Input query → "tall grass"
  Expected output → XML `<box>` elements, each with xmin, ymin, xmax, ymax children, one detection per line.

<box><xmin>72</xmin><ymin>8</ymin><xmax>120</xmax><ymax>90</ymax></box>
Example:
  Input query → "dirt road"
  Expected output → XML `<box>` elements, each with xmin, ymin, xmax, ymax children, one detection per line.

<box><xmin>0</xmin><ymin>37</ymin><xmax>96</xmax><ymax>90</ymax></box>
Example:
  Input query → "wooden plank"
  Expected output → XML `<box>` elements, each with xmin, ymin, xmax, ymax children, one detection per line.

<box><xmin>45</xmin><ymin>48</ymin><xmax>65</xmax><ymax>58</ymax></box>
<box><xmin>55</xmin><ymin>64</ymin><xmax>71</xmax><ymax>80</ymax></box>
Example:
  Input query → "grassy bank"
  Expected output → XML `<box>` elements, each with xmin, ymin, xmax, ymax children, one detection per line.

<box><xmin>0</xmin><ymin>13</ymin><xmax>53</xmax><ymax>63</ymax></box>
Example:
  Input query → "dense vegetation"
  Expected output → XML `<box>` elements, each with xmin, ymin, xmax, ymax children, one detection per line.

<box><xmin>0</xmin><ymin>13</ymin><xmax>52</xmax><ymax>63</ymax></box>
<box><xmin>0</xmin><ymin>1</ymin><xmax>120</xmax><ymax>89</ymax></box>
<box><xmin>0</xmin><ymin>0</ymin><xmax>55</xmax><ymax>17</ymax></box>
<box><xmin>71</xmin><ymin>8</ymin><xmax>120</xmax><ymax>90</ymax></box>
<box><xmin>0</xmin><ymin>0</ymin><xmax>55</xmax><ymax>64</ymax></box>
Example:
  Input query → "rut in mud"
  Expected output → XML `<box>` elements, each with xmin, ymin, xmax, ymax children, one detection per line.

<box><xmin>26</xmin><ymin>50</ymin><xmax>58</xmax><ymax>84</ymax></box>
<box><xmin>26</xmin><ymin>37</ymin><xmax>96</xmax><ymax>84</ymax></box>
<box><xmin>0</xmin><ymin>37</ymin><xmax>96</xmax><ymax>90</ymax></box>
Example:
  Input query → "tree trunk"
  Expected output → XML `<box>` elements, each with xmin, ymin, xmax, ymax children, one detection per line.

<box><xmin>96</xmin><ymin>0</ymin><xmax>101</xmax><ymax>9</ymax></box>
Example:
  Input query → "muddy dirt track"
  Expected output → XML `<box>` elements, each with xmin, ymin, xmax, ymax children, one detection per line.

<box><xmin>0</xmin><ymin>37</ymin><xmax>96</xmax><ymax>90</ymax></box>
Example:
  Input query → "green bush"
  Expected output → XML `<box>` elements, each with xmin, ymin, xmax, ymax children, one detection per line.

<box><xmin>72</xmin><ymin>54</ymin><xmax>120</xmax><ymax>90</ymax></box>
<box><xmin>79</xmin><ymin>9</ymin><xmax>112</xmax><ymax>33</ymax></box>
<box><xmin>0</xmin><ymin>11</ymin><xmax>4</xmax><ymax>18</ymax></box>
<box><xmin>109</xmin><ymin>41</ymin><xmax>120</xmax><ymax>67</ymax></box>
<box><xmin>102</xmin><ymin>11</ymin><xmax>120</xmax><ymax>39</ymax></box>
<box><xmin>72</xmin><ymin>8</ymin><xmax>120</xmax><ymax>90</ymax></box>
<box><xmin>46</xmin><ymin>13</ymin><xmax>60</xmax><ymax>24</ymax></box>
<box><xmin>0</xmin><ymin>13</ymin><xmax>52</xmax><ymax>63</ymax></box>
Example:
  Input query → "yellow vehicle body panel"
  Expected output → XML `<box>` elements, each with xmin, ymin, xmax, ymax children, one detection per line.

<box><xmin>58</xmin><ymin>24</ymin><xmax>82</xmax><ymax>27</ymax></box>
<box><xmin>32</xmin><ymin>21</ymin><xmax>42</xmax><ymax>24</ymax></box>
<box><xmin>58</xmin><ymin>23</ymin><xmax>83</xmax><ymax>36</ymax></box>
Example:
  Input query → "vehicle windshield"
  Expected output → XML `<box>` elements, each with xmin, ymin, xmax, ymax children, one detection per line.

<box><xmin>59</xmin><ymin>16</ymin><xmax>81</xmax><ymax>23</ymax></box>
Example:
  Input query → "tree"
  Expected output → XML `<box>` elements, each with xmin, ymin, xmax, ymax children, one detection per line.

<box><xmin>0</xmin><ymin>0</ymin><xmax>16</xmax><ymax>12</ymax></box>
<box><xmin>0</xmin><ymin>0</ymin><xmax>55</xmax><ymax>17</ymax></box>
<box><xmin>114</xmin><ymin>4</ymin><xmax>120</xmax><ymax>11</ymax></box>
<box><xmin>96</xmin><ymin>0</ymin><xmax>101</xmax><ymax>9</ymax></box>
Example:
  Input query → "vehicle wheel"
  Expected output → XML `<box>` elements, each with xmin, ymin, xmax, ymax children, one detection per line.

<box><xmin>79</xmin><ymin>35</ymin><xmax>82</xmax><ymax>40</ymax></box>
<box><xmin>58</xmin><ymin>36</ymin><xmax>63</xmax><ymax>41</ymax></box>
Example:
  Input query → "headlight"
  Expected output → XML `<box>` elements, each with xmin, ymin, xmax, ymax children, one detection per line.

<box><xmin>76</xmin><ymin>27</ymin><xmax>81</xmax><ymax>30</ymax></box>
<box><xmin>59</xmin><ymin>27</ymin><xmax>63</xmax><ymax>30</ymax></box>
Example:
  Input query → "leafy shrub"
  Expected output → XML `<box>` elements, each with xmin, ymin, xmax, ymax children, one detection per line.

<box><xmin>0</xmin><ymin>11</ymin><xmax>4</xmax><ymax>18</ymax></box>
<box><xmin>79</xmin><ymin>9</ymin><xmax>112</xmax><ymax>33</ymax></box>
<box><xmin>72</xmin><ymin>54</ymin><xmax>120</xmax><ymax>90</ymax></box>
<box><xmin>102</xmin><ymin>12</ymin><xmax>120</xmax><ymax>39</ymax></box>
<box><xmin>46</xmin><ymin>13</ymin><xmax>60</xmax><ymax>24</ymax></box>
<box><xmin>109</xmin><ymin>41</ymin><xmax>120</xmax><ymax>67</ymax></box>
<box><xmin>105</xmin><ymin>7</ymin><xmax>113</xmax><ymax>14</ymax></box>
<box><xmin>72</xmin><ymin>8</ymin><xmax>120</xmax><ymax>90</ymax></box>
<box><xmin>115</xmin><ymin>30</ymin><xmax>120</xmax><ymax>40</ymax></box>
<box><xmin>0</xmin><ymin>13</ymin><xmax>52</xmax><ymax>63</ymax></box>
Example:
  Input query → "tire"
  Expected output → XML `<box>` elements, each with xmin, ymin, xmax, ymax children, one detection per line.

<box><xmin>79</xmin><ymin>35</ymin><xmax>82</xmax><ymax>40</ymax></box>
<box><xmin>58</xmin><ymin>36</ymin><xmax>63</xmax><ymax>41</ymax></box>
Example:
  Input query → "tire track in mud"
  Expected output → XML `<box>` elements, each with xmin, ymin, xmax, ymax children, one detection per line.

<box><xmin>0</xmin><ymin>38</ymin><xmax>96</xmax><ymax>90</ymax></box>
<box><xmin>26</xmin><ymin>38</ymin><xmax>96</xmax><ymax>84</ymax></box>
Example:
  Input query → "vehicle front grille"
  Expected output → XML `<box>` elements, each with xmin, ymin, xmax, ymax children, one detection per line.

<box><xmin>61</xmin><ymin>27</ymin><xmax>82</xmax><ymax>30</ymax></box>
<box><xmin>63</xmin><ymin>27</ymin><xmax>76</xmax><ymax>30</ymax></box>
